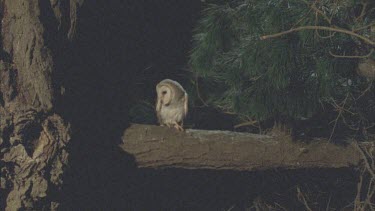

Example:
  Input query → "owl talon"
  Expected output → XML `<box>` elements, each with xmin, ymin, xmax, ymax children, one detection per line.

<box><xmin>174</xmin><ymin>124</ymin><xmax>184</xmax><ymax>132</ymax></box>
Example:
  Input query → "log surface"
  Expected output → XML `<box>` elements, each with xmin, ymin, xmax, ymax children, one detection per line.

<box><xmin>121</xmin><ymin>124</ymin><xmax>365</xmax><ymax>171</ymax></box>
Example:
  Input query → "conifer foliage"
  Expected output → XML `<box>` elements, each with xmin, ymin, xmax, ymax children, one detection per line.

<box><xmin>190</xmin><ymin>0</ymin><xmax>375</xmax><ymax>137</ymax></box>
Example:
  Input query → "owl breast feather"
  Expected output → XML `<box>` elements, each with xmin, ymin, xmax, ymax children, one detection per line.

<box><xmin>159</xmin><ymin>103</ymin><xmax>185</xmax><ymax>124</ymax></box>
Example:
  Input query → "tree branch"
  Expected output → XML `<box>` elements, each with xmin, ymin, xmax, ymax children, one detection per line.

<box><xmin>329</xmin><ymin>49</ymin><xmax>374</xmax><ymax>59</ymax></box>
<box><xmin>120</xmin><ymin>124</ymin><xmax>373</xmax><ymax>171</ymax></box>
<box><xmin>260</xmin><ymin>26</ymin><xmax>375</xmax><ymax>46</ymax></box>
<box><xmin>353</xmin><ymin>22</ymin><xmax>375</xmax><ymax>32</ymax></box>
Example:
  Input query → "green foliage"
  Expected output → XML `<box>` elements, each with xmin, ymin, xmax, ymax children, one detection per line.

<box><xmin>190</xmin><ymin>0</ymin><xmax>375</xmax><ymax>135</ymax></box>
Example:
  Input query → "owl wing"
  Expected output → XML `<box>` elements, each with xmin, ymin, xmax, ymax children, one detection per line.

<box><xmin>184</xmin><ymin>93</ymin><xmax>188</xmax><ymax>117</ymax></box>
<box><xmin>155</xmin><ymin>98</ymin><xmax>163</xmax><ymax>124</ymax></box>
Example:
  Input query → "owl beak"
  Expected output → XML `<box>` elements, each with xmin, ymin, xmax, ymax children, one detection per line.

<box><xmin>160</xmin><ymin>99</ymin><xmax>169</xmax><ymax>106</ymax></box>
<box><xmin>161</xmin><ymin>100</ymin><xmax>170</xmax><ymax>106</ymax></box>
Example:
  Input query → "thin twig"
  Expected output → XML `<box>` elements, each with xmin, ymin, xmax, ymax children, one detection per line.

<box><xmin>301</xmin><ymin>0</ymin><xmax>331</xmax><ymax>24</ymax></box>
<box><xmin>356</xmin><ymin>82</ymin><xmax>373</xmax><ymax>100</ymax></box>
<box><xmin>329</xmin><ymin>49</ymin><xmax>374</xmax><ymax>59</ymax></box>
<box><xmin>329</xmin><ymin>95</ymin><xmax>353</xmax><ymax>114</ymax></box>
<box><xmin>274</xmin><ymin>202</ymin><xmax>288</xmax><ymax>211</ymax></box>
<box><xmin>260</xmin><ymin>26</ymin><xmax>375</xmax><ymax>46</ymax></box>
<box><xmin>233</xmin><ymin>120</ymin><xmax>258</xmax><ymax>129</ymax></box>
<box><xmin>365</xmin><ymin>124</ymin><xmax>375</xmax><ymax>130</ymax></box>
<box><xmin>363</xmin><ymin>144</ymin><xmax>375</xmax><ymax>169</ymax></box>
<box><xmin>316</xmin><ymin>31</ymin><xmax>336</xmax><ymax>39</ymax></box>
<box><xmin>226</xmin><ymin>204</ymin><xmax>235</xmax><ymax>211</ymax></box>
<box><xmin>355</xmin><ymin>2</ymin><xmax>368</xmax><ymax>23</ymax></box>
<box><xmin>354</xmin><ymin>141</ymin><xmax>375</xmax><ymax>179</ymax></box>
<box><xmin>297</xmin><ymin>186</ymin><xmax>313</xmax><ymax>211</ymax></box>
<box><xmin>328</xmin><ymin>94</ymin><xmax>349</xmax><ymax>141</ymax></box>
<box><xmin>325</xmin><ymin>193</ymin><xmax>332</xmax><ymax>211</ymax></box>
<box><xmin>194</xmin><ymin>75</ymin><xmax>209</xmax><ymax>107</ymax></box>
<box><xmin>355</xmin><ymin>168</ymin><xmax>364</xmax><ymax>210</ymax></box>
<box><xmin>291</xmin><ymin>7</ymin><xmax>313</xmax><ymax>29</ymax></box>
<box><xmin>313</xmin><ymin>6</ymin><xmax>335</xmax><ymax>39</ymax></box>
<box><xmin>353</xmin><ymin>22</ymin><xmax>375</xmax><ymax>32</ymax></box>
<box><xmin>341</xmin><ymin>115</ymin><xmax>360</xmax><ymax>131</ymax></box>
<box><xmin>365</xmin><ymin>178</ymin><xmax>375</xmax><ymax>211</ymax></box>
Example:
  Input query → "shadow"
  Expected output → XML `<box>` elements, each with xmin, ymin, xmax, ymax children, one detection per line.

<box><xmin>127</xmin><ymin>168</ymin><xmax>358</xmax><ymax>211</ymax></box>
<box><xmin>58</xmin><ymin>0</ymin><xmax>139</xmax><ymax>209</ymax></box>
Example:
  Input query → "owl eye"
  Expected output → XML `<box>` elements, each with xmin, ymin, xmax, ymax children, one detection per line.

<box><xmin>162</xmin><ymin>90</ymin><xmax>167</xmax><ymax>95</ymax></box>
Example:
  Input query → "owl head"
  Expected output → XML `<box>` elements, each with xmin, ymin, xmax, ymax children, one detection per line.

<box><xmin>156</xmin><ymin>79</ymin><xmax>185</xmax><ymax>106</ymax></box>
<box><xmin>157</xmin><ymin>83</ymin><xmax>174</xmax><ymax>106</ymax></box>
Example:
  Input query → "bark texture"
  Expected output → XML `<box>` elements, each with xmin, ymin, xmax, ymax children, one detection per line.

<box><xmin>121</xmin><ymin>124</ymin><xmax>369</xmax><ymax>171</ymax></box>
<box><xmin>1</xmin><ymin>112</ymin><xmax>70</xmax><ymax>210</ymax></box>
<box><xmin>0</xmin><ymin>0</ymin><xmax>82</xmax><ymax>210</ymax></box>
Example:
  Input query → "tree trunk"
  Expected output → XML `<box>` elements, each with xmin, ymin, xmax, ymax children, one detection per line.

<box><xmin>121</xmin><ymin>124</ymin><xmax>369</xmax><ymax>171</ymax></box>
<box><xmin>0</xmin><ymin>0</ymin><xmax>83</xmax><ymax>210</ymax></box>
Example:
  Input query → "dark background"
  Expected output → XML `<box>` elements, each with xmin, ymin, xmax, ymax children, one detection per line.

<box><xmin>58</xmin><ymin>1</ymin><xmax>358</xmax><ymax>210</ymax></box>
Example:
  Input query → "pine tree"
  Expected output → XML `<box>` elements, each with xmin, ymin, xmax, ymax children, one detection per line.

<box><xmin>189</xmin><ymin>0</ymin><xmax>375</xmax><ymax>137</ymax></box>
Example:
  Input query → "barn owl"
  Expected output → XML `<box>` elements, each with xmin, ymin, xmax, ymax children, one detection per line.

<box><xmin>156</xmin><ymin>79</ymin><xmax>188</xmax><ymax>131</ymax></box>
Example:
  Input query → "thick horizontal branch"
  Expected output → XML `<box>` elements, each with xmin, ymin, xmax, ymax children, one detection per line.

<box><xmin>120</xmin><ymin>124</ymin><xmax>369</xmax><ymax>171</ymax></box>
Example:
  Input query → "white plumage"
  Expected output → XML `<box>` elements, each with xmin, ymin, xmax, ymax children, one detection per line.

<box><xmin>155</xmin><ymin>79</ymin><xmax>188</xmax><ymax>131</ymax></box>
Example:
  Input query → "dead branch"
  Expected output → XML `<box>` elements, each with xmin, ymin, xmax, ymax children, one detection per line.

<box><xmin>355</xmin><ymin>168</ymin><xmax>364</xmax><ymax>211</ymax></box>
<box><xmin>297</xmin><ymin>186</ymin><xmax>313</xmax><ymax>211</ymax></box>
<box><xmin>233</xmin><ymin>120</ymin><xmax>258</xmax><ymax>129</ymax></box>
<box><xmin>354</xmin><ymin>141</ymin><xmax>375</xmax><ymax>179</ymax></box>
<box><xmin>301</xmin><ymin>0</ymin><xmax>331</xmax><ymax>24</ymax></box>
<box><xmin>328</xmin><ymin>94</ymin><xmax>349</xmax><ymax>141</ymax></box>
<box><xmin>120</xmin><ymin>124</ymin><xmax>372</xmax><ymax>171</ymax></box>
<box><xmin>194</xmin><ymin>75</ymin><xmax>209</xmax><ymax>107</ymax></box>
<box><xmin>355</xmin><ymin>82</ymin><xmax>373</xmax><ymax>100</ymax></box>
<box><xmin>260</xmin><ymin>26</ymin><xmax>375</xmax><ymax>46</ymax></box>
<box><xmin>353</xmin><ymin>22</ymin><xmax>375</xmax><ymax>32</ymax></box>
<box><xmin>354</xmin><ymin>140</ymin><xmax>375</xmax><ymax>211</ymax></box>
<box><xmin>355</xmin><ymin>2</ymin><xmax>368</xmax><ymax>23</ymax></box>
<box><xmin>329</xmin><ymin>49</ymin><xmax>374</xmax><ymax>59</ymax></box>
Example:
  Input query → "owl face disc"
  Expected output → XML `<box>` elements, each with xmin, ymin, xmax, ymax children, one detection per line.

<box><xmin>157</xmin><ymin>85</ymin><xmax>173</xmax><ymax>106</ymax></box>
